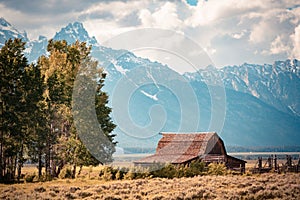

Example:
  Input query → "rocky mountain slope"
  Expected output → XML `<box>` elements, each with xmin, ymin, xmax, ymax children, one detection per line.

<box><xmin>184</xmin><ymin>60</ymin><xmax>300</xmax><ymax>117</ymax></box>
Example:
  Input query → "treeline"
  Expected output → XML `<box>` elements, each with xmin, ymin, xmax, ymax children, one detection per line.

<box><xmin>227</xmin><ymin>145</ymin><xmax>300</xmax><ymax>152</ymax></box>
<box><xmin>0</xmin><ymin>38</ymin><xmax>116</xmax><ymax>183</ymax></box>
<box><xmin>123</xmin><ymin>147</ymin><xmax>156</xmax><ymax>154</ymax></box>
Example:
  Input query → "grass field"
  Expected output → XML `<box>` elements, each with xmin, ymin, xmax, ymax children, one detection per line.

<box><xmin>0</xmin><ymin>164</ymin><xmax>300</xmax><ymax>200</ymax></box>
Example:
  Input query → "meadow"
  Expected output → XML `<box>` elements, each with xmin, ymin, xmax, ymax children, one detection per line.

<box><xmin>0</xmin><ymin>165</ymin><xmax>300</xmax><ymax>200</ymax></box>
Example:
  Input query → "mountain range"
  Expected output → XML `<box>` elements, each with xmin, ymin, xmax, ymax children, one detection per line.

<box><xmin>1</xmin><ymin>17</ymin><xmax>299</xmax><ymax>149</ymax></box>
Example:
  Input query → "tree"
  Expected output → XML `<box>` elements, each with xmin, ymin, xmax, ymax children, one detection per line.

<box><xmin>23</xmin><ymin>62</ymin><xmax>47</xmax><ymax>179</ymax></box>
<box><xmin>0</xmin><ymin>38</ymin><xmax>116</xmax><ymax>181</ymax></box>
<box><xmin>38</xmin><ymin>39</ymin><xmax>116</xmax><ymax>178</ymax></box>
<box><xmin>0</xmin><ymin>38</ymin><xmax>29</xmax><ymax>182</ymax></box>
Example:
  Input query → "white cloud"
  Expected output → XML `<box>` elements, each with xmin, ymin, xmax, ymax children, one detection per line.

<box><xmin>232</xmin><ymin>30</ymin><xmax>247</xmax><ymax>39</ymax></box>
<box><xmin>268</xmin><ymin>35</ymin><xmax>290</xmax><ymax>55</ymax></box>
<box><xmin>248</xmin><ymin>8</ymin><xmax>297</xmax><ymax>44</ymax></box>
<box><xmin>84</xmin><ymin>19</ymin><xmax>136</xmax><ymax>43</ymax></box>
<box><xmin>249</xmin><ymin>20</ymin><xmax>271</xmax><ymax>44</ymax></box>
<box><xmin>80</xmin><ymin>1</ymin><xmax>146</xmax><ymax>22</ymax></box>
<box><xmin>138</xmin><ymin>2</ymin><xmax>183</xmax><ymax>29</ymax></box>
<box><xmin>184</xmin><ymin>0</ymin><xmax>266</xmax><ymax>27</ymax></box>
<box><xmin>203</xmin><ymin>46</ymin><xmax>217</xmax><ymax>55</ymax></box>
<box><xmin>0</xmin><ymin>0</ymin><xmax>299</xmax><ymax>68</ymax></box>
<box><xmin>291</xmin><ymin>24</ymin><xmax>300</xmax><ymax>59</ymax></box>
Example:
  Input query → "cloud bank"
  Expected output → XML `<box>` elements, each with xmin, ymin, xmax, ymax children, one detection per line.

<box><xmin>0</xmin><ymin>0</ymin><xmax>299</xmax><ymax>69</ymax></box>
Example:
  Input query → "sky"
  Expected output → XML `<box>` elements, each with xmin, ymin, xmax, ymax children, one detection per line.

<box><xmin>0</xmin><ymin>0</ymin><xmax>300</xmax><ymax>72</ymax></box>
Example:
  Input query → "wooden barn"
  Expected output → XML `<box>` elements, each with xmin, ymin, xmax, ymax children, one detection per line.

<box><xmin>134</xmin><ymin>132</ymin><xmax>246</xmax><ymax>172</ymax></box>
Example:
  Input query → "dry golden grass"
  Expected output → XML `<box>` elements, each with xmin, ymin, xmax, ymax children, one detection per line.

<box><xmin>1</xmin><ymin>170</ymin><xmax>300</xmax><ymax>199</ymax></box>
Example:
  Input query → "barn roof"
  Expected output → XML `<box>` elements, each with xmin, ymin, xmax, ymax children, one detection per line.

<box><xmin>135</xmin><ymin>132</ymin><xmax>219</xmax><ymax>164</ymax></box>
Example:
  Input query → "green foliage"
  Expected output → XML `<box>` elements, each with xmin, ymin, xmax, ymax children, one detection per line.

<box><xmin>0</xmin><ymin>38</ymin><xmax>116</xmax><ymax>182</ymax></box>
<box><xmin>0</xmin><ymin>38</ymin><xmax>31</xmax><ymax>182</ymax></box>
<box><xmin>149</xmin><ymin>161</ymin><xmax>206</xmax><ymax>179</ymax></box>
<box><xmin>208</xmin><ymin>163</ymin><xmax>227</xmax><ymax>175</ymax></box>
<box><xmin>184</xmin><ymin>160</ymin><xmax>206</xmax><ymax>177</ymax></box>
<box><xmin>38</xmin><ymin>40</ymin><xmax>116</xmax><ymax>178</ymax></box>
<box><xmin>97</xmin><ymin>161</ymin><xmax>208</xmax><ymax>182</ymax></box>
<box><xmin>151</xmin><ymin>164</ymin><xmax>177</xmax><ymax>179</ymax></box>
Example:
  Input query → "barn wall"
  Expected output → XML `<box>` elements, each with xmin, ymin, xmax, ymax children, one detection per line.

<box><xmin>226</xmin><ymin>156</ymin><xmax>246</xmax><ymax>173</ymax></box>
<box><xmin>206</xmin><ymin>135</ymin><xmax>226</xmax><ymax>155</ymax></box>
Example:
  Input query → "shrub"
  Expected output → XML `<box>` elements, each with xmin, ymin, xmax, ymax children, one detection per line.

<box><xmin>115</xmin><ymin>170</ymin><xmax>123</xmax><ymax>180</ymax></box>
<box><xmin>99</xmin><ymin>166</ymin><xmax>118</xmax><ymax>181</ymax></box>
<box><xmin>175</xmin><ymin>166</ymin><xmax>185</xmax><ymax>178</ymax></box>
<box><xmin>38</xmin><ymin>173</ymin><xmax>53</xmax><ymax>182</ymax></box>
<box><xmin>123</xmin><ymin>170</ymin><xmax>135</xmax><ymax>180</ymax></box>
<box><xmin>208</xmin><ymin>163</ymin><xmax>227</xmax><ymax>175</ymax></box>
<box><xmin>24</xmin><ymin>173</ymin><xmax>36</xmax><ymax>183</ymax></box>
<box><xmin>133</xmin><ymin>166</ymin><xmax>151</xmax><ymax>179</ymax></box>
<box><xmin>151</xmin><ymin>164</ymin><xmax>177</xmax><ymax>178</ymax></box>
<box><xmin>59</xmin><ymin>166</ymin><xmax>73</xmax><ymax>179</ymax></box>
<box><xmin>184</xmin><ymin>161</ymin><xmax>206</xmax><ymax>177</ymax></box>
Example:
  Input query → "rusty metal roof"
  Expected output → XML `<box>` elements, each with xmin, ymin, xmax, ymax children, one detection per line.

<box><xmin>135</xmin><ymin>132</ymin><xmax>218</xmax><ymax>164</ymax></box>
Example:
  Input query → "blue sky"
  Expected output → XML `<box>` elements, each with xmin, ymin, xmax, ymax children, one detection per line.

<box><xmin>0</xmin><ymin>0</ymin><xmax>299</xmax><ymax>72</ymax></box>
<box><xmin>186</xmin><ymin>0</ymin><xmax>198</xmax><ymax>6</ymax></box>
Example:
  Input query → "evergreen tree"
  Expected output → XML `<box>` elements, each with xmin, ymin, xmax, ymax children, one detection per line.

<box><xmin>0</xmin><ymin>38</ymin><xmax>28</xmax><ymax>182</ymax></box>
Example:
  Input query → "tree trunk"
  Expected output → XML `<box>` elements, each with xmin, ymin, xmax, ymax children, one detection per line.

<box><xmin>45</xmin><ymin>138</ymin><xmax>51</xmax><ymax>179</ymax></box>
<box><xmin>0</xmin><ymin>144</ymin><xmax>2</xmax><ymax>181</ymax></box>
<box><xmin>17</xmin><ymin>144</ymin><xmax>24</xmax><ymax>182</ymax></box>
<box><xmin>78</xmin><ymin>165</ymin><xmax>83</xmax><ymax>176</ymax></box>
<box><xmin>51</xmin><ymin>159</ymin><xmax>57</xmax><ymax>178</ymax></box>
<box><xmin>13</xmin><ymin>156</ymin><xmax>17</xmax><ymax>181</ymax></box>
<box><xmin>0</xmin><ymin>100</ymin><xmax>3</xmax><ymax>180</ymax></box>
<box><xmin>0</xmin><ymin>137</ymin><xmax>2</xmax><ymax>180</ymax></box>
<box><xmin>38</xmin><ymin>149</ymin><xmax>42</xmax><ymax>178</ymax></box>
<box><xmin>3</xmin><ymin>156</ymin><xmax>7</xmax><ymax>181</ymax></box>
<box><xmin>72</xmin><ymin>164</ymin><xmax>76</xmax><ymax>179</ymax></box>
<box><xmin>56</xmin><ymin>161</ymin><xmax>64</xmax><ymax>177</ymax></box>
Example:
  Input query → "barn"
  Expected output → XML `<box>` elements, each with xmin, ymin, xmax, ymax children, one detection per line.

<box><xmin>134</xmin><ymin>132</ymin><xmax>246</xmax><ymax>173</ymax></box>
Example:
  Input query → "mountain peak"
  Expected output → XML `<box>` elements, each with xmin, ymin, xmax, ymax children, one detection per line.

<box><xmin>0</xmin><ymin>17</ymin><xmax>11</xmax><ymax>27</ymax></box>
<box><xmin>205</xmin><ymin>64</ymin><xmax>217</xmax><ymax>70</ymax></box>
<box><xmin>68</xmin><ymin>21</ymin><xmax>84</xmax><ymax>29</ymax></box>
<box><xmin>53</xmin><ymin>21</ymin><xmax>97</xmax><ymax>45</ymax></box>
<box><xmin>0</xmin><ymin>17</ymin><xmax>28</xmax><ymax>48</ymax></box>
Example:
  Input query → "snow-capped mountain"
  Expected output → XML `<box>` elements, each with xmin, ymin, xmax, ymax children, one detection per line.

<box><xmin>0</xmin><ymin>17</ymin><xmax>47</xmax><ymax>63</ymax></box>
<box><xmin>53</xmin><ymin>22</ymin><xmax>97</xmax><ymax>46</ymax></box>
<box><xmin>25</xmin><ymin>35</ymin><xmax>48</xmax><ymax>63</ymax></box>
<box><xmin>0</xmin><ymin>17</ymin><xmax>29</xmax><ymax>47</ymax></box>
<box><xmin>184</xmin><ymin>60</ymin><xmax>300</xmax><ymax>117</ymax></box>
<box><xmin>0</xmin><ymin>17</ymin><xmax>299</xmax><ymax>148</ymax></box>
